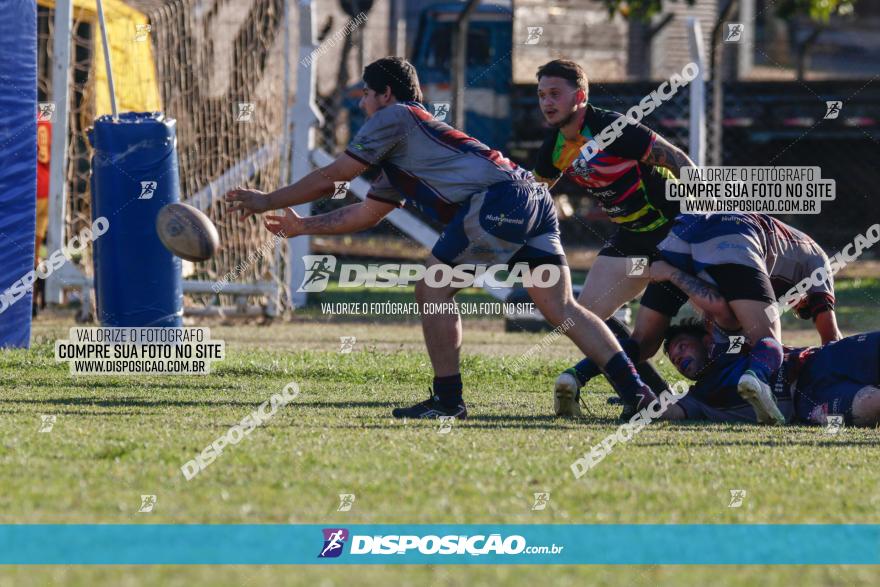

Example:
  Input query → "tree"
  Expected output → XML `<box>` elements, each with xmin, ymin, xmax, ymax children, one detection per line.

<box><xmin>606</xmin><ymin>0</ymin><xmax>693</xmax><ymax>78</ymax></box>
<box><xmin>776</xmin><ymin>0</ymin><xmax>856</xmax><ymax>80</ymax></box>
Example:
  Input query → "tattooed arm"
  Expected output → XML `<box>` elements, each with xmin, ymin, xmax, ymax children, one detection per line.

<box><xmin>641</xmin><ymin>134</ymin><xmax>697</xmax><ymax>178</ymax></box>
<box><xmin>650</xmin><ymin>261</ymin><xmax>739</xmax><ymax>330</ymax></box>
<box><xmin>263</xmin><ymin>198</ymin><xmax>397</xmax><ymax>237</ymax></box>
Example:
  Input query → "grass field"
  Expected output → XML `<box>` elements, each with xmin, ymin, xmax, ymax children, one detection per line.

<box><xmin>2</xmin><ymin>280</ymin><xmax>879</xmax><ymax>586</ymax></box>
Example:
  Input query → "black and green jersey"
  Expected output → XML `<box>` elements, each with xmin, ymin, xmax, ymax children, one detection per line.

<box><xmin>532</xmin><ymin>104</ymin><xmax>679</xmax><ymax>233</ymax></box>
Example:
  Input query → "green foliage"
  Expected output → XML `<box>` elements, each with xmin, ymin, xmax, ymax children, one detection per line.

<box><xmin>603</xmin><ymin>0</ymin><xmax>856</xmax><ymax>23</ymax></box>
<box><xmin>776</xmin><ymin>0</ymin><xmax>857</xmax><ymax>21</ymax></box>
<box><xmin>602</xmin><ymin>0</ymin><xmax>695</xmax><ymax>21</ymax></box>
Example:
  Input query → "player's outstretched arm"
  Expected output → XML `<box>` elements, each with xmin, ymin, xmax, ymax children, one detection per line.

<box><xmin>263</xmin><ymin>198</ymin><xmax>396</xmax><ymax>238</ymax></box>
<box><xmin>641</xmin><ymin>135</ymin><xmax>697</xmax><ymax>178</ymax></box>
<box><xmin>226</xmin><ymin>153</ymin><xmax>368</xmax><ymax>218</ymax></box>
<box><xmin>650</xmin><ymin>261</ymin><xmax>739</xmax><ymax>330</ymax></box>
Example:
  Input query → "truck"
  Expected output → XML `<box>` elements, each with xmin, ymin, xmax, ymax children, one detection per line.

<box><xmin>346</xmin><ymin>1</ymin><xmax>514</xmax><ymax>151</ymax></box>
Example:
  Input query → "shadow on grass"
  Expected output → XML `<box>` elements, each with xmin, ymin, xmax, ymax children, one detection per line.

<box><xmin>0</xmin><ymin>397</ymin><xmax>403</xmax><ymax>410</ymax></box>
<box><xmin>302</xmin><ymin>400</ymin><xmax>402</xmax><ymax>408</ymax></box>
<box><xmin>0</xmin><ymin>397</ymin><xmax>262</xmax><ymax>408</ymax></box>
<box><xmin>633</xmin><ymin>438</ymin><xmax>880</xmax><ymax>447</ymax></box>
<box><xmin>0</xmin><ymin>408</ymin><xmax>161</xmax><ymax>417</ymax></box>
<box><xmin>0</xmin><ymin>380</ymin><xmax>243</xmax><ymax>392</ymax></box>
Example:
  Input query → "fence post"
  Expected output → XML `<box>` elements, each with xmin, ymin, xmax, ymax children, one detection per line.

<box><xmin>687</xmin><ymin>17</ymin><xmax>707</xmax><ymax>167</ymax></box>
<box><xmin>46</xmin><ymin>0</ymin><xmax>73</xmax><ymax>305</ymax></box>
<box><xmin>287</xmin><ymin>0</ymin><xmax>322</xmax><ymax>308</ymax></box>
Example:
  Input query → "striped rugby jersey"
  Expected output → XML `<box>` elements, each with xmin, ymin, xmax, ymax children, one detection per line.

<box><xmin>345</xmin><ymin>101</ymin><xmax>532</xmax><ymax>224</ymax></box>
<box><xmin>532</xmin><ymin>104</ymin><xmax>679</xmax><ymax>233</ymax></box>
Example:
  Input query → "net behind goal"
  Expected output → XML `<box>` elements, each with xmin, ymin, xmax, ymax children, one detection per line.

<box><xmin>38</xmin><ymin>0</ymin><xmax>293</xmax><ymax>319</ymax></box>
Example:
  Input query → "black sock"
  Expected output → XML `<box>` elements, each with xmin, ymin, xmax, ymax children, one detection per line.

<box><xmin>620</xmin><ymin>337</ymin><xmax>641</xmax><ymax>363</ymax></box>
<box><xmin>433</xmin><ymin>374</ymin><xmax>463</xmax><ymax>407</ymax></box>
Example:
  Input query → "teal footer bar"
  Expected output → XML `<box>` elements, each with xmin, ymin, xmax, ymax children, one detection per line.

<box><xmin>1</xmin><ymin>524</ymin><xmax>879</xmax><ymax>564</ymax></box>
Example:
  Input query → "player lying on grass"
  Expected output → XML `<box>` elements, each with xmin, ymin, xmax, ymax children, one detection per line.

<box><xmin>563</xmin><ymin>212</ymin><xmax>842</xmax><ymax>424</ymax></box>
<box><xmin>529</xmin><ymin>59</ymin><xmax>698</xmax><ymax>418</ymax></box>
<box><xmin>660</xmin><ymin>319</ymin><xmax>880</xmax><ymax>427</ymax></box>
<box><xmin>226</xmin><ymin>57</ymin><xmax>661</xmax><ymax>420</ymax></box>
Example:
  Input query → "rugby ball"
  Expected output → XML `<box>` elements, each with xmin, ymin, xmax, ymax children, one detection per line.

<box><xmin>156</xmin><ymin>203</ymin><xmax>220</xmax><ymax>262</ymax></box>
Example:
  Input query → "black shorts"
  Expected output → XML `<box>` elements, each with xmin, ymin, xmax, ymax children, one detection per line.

<box><xmin>597</xmin><ymin>222</ymin><xmax>674</xmax><ymax>260</ymax></box>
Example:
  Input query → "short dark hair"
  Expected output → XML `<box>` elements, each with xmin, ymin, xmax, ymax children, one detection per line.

<box><xmin>662</xmin><ymin>319</ymin><xmax>708</xmax><ymax>355</ymax></box>
<box><xmin>363</xmin><ymin>57</ymin><xmax>423</xmax><ymax>103</ymax></box>
<box><xmin>536</xmin><ymin>59</ymin><xmax>588</xmax><ymax>97</ymax></box>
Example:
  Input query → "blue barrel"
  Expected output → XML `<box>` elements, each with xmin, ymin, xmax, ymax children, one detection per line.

<box><xmin>89</xmin><ymin>112</ymin><xmax>182</xmax><ymax>327</ymax></box>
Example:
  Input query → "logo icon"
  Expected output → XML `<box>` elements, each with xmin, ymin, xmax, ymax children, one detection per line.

<box><xmin>332</xmin><ymin>181</ymin><xmax>350</xmax><ymax>200</ymax></box>
<box><xmin>531</xmin><ymin>492</ymin><xmax>550</xmax><ymax>511</ymax></box>
<box><xmin>298</xmin><ymin>255</ymin><xmax>337</xmax><ymax>293</ymax></box>
<box><xmin>339</xmin><ymin>336</ymin><xmax>356</xmax><ymax>354</ymax></box>
<box><xmin>337</xmin><ymin>493</ymin><xmax>356</xmax><ymax>512</ymax></box>
<box><xmin>727</xmin><ymin>335</ymin><xmax>746</xmax><ymax>354</ymax></box>
<box><xmin>139</xmin><ymin>180</ymin><xmax>157</xmax><ymax>200</ymax></box>
<box><xmin>725</xmin><ymin>23</ymin><xmax>744</xmax><ymax>43</ymax></box>
<box><xmin>39</xmin><ymin>414</ymin><xmax>56</xmax><ymax>433</ymax></box>
<box><xmin>525</xmin><ymin>26</ymin><xmax>544</xmax><ymax>45</ymax></box>
<box><xmin>433</xmin><ymin>102</ymin><xmax>450</xmax><ymax>122</ymax></box>
<box><xmin>571</xmin><ymin>156</ymin><xmax>593</xmax><ymax>178</ymax></box>
<box><xmin>138</xmin><ymin>494</ymin><xmax>157</xmax><ymax>513</ymax></box>
<box><xmin>236</xmin><ymin>102</ymin><xmax>255</xmax><ymax>122</ymax></box>
<box><xmin>438</xmin><ymin>415</ymin><xmax>455</xmax><ymax>434</ymax></box>
<box><xmin>825</xmin><ymin>414</ymin><xmax>844</xmax><ymax>434</ymax></box>
<box><xmin>318</xmin><ymin>528</ymin><xmax>349</xmax><ymax>558</ymax></box>
<box><xmin>728</xmin><ymin>489</ymin><xmax>746</xmax><ymax>508</ymax></box>
<box><xmin>134</xmin><ymin>23</ymin><xmax>151</xmax><ymax>42</ymax></box>
<box><xmin>626</xmin><ymin>256</ymin><xmax>649</xmax><ymax>277</ymax></box>
<box><xmin>38</xmin><ymin>102</ymin><xmax>56</xmax><ymax>122</ymax></box>
<box><xmin>824</xmin><ymin>101</ymin><xmax>842</xmax><ymax>120</ymax></box>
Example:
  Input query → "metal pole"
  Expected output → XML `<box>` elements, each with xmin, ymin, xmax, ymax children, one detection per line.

<box><xmin>95</xmin><ymin>0</ymin><xmax>119</xmax><ymax>121</ymax></box>
<box><xmin>287</xmin><ymin>0</ymin><xmax>323</xmax><ymax>309</ymax></box>
<box><xmin>452</xmin><ymin>0</ymin><xmax>480</xmax><ymax>130</ymax></box>
<box><xmin>687</xmin><ymin>17</ymin><xmax>707</xmax><ymax>167</ymax></box>
<box><xmin>710</xmin><ymin>0</ymin><xmax>739</xmax><ymax>166</ymax></box>
<box><xmin>281</xmin><ymin>0</ymin><xmax>292</xmax><ymax>187</ymax></box>
<box><xmin>738</xmin><ymin>0</ymin><xmax>755</xmax><ymax>78</ymax></box>
<box><xmin>46</xmin><ymin>0</ymin><xmax>73</xmax><ymax>304</ymax></box>
<box><xmin>390</xmin><ymin>0</ymin><xmax>406</xmax><ymax>57</ymax></box>
<box><xmin>272</xmin><ymin>0</ymin><xmax>294</xmax><ymax>315</ymax></box>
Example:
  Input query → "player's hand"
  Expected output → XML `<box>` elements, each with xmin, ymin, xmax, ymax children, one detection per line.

<box><xmin>649</xmin><ymin>260</ymin><xmax>676</xmax><ymax>283</ymax></box>
<box><xmin>263</xmin><ymin>208</ymin><xmax>302</xmax><ymax>238</ymax></box>
<box><xmin>225</xmin><ymin>186</ymin><xmax>271</xmax><ymax>219</ymax></box>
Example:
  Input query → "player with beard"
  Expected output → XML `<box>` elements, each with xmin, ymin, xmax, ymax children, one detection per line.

<box><xmin>632</xmin><ymin>256</ymin><xmax>858</xmax><ymax>426</ymax></box>
<box><xmin>661</xmin><ymin>319</ymin><xmax>880</xmax><ymax>427</ymax></box>
<box><xmin>531</xmin><ymin>59</ymin><xmax>692</xmax><ymax>419</ymax></box>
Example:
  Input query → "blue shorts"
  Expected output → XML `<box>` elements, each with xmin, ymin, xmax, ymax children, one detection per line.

<box><xmin>794</xmin><ymin>332</ymin><xmax>880</xmax><ymax>424</ymax></box>
<box><xmin>432</xmin><ymin>180</ymin><xmax>566</xmax><ymax>267</ymax></box>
